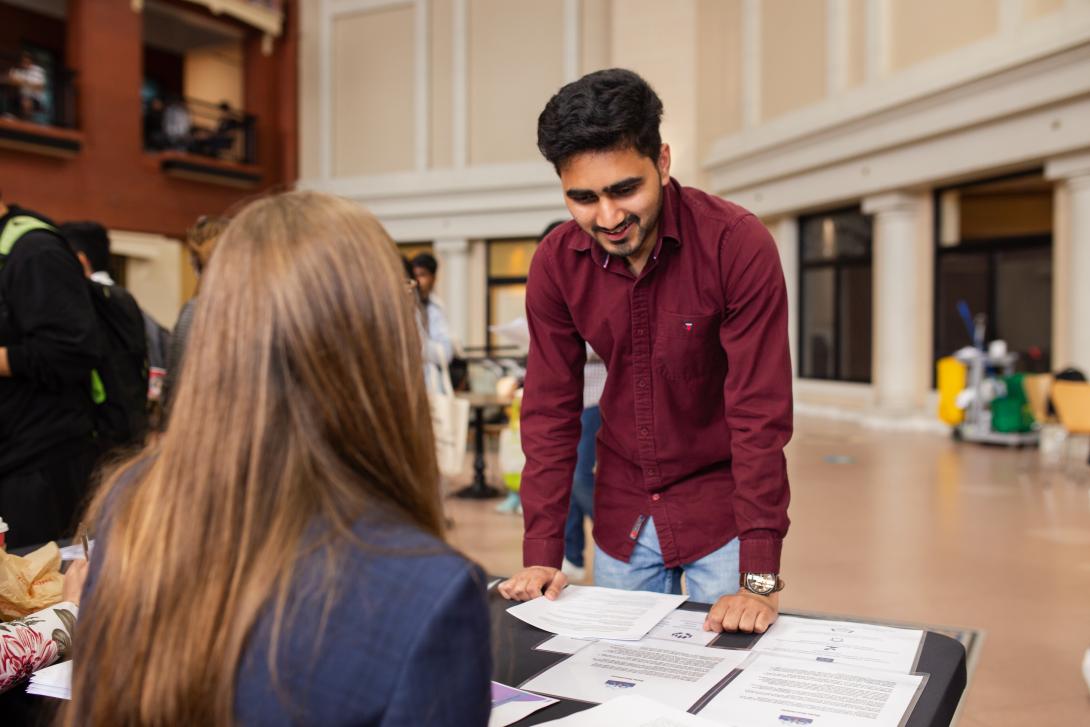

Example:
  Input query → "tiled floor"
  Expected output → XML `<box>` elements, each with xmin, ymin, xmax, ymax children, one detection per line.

<box><xmin>443</xmin><ymin>415</ymin><xmax>1090</xmax><ymax>725</ymax></box>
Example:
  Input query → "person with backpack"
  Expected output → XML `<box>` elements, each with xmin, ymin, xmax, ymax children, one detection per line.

<box><xmin>0</xmin><ymin>197</ymin><xmax>99</xmax><ymax>549</ymax></box>
<box><xmin>60</xmin><ymin>221</ymin><xmax>150</xmax><ymax>459</ymax></box>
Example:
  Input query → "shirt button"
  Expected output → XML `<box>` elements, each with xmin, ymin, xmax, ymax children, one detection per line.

<box><xmin>651</xmin><ymin>493</ymin><xmax>661</xmax><ymax>502</ymax></box>
<box><xmin>639</xmin><ymin>427</ymin><xmax>649</xmax><ymax>436</ymax></box>
<box><xmin>637</xmin><ymin>379</ymin><xmax>648</xmax><ymax>388</ymax></box>
<box><xmin>646</xmin><ymin>468</ymin><xmax>656</xmax><ymax>477</ymax></box>
<box><xmin>636</xmin><ymin>328</ymin><xmax>646</xmax><ymax>336</ymax></box>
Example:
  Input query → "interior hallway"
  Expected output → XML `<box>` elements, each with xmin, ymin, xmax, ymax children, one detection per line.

<box><xmin>443</xmin><ymin>414</ymin><xmax>1090</xmax><ymax>726</ymax></box>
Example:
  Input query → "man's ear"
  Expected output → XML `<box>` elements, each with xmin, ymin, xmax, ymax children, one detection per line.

<box><xmin>658</xmin><ymin>144</ymin><xmax>672</xmax><ymax>184</ymax></box>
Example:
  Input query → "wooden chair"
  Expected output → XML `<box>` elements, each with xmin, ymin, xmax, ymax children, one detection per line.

<box><xmin>1050</xmin><ymin>380</ymin><xmax>1090</xmax><ymax>468</ymax></box>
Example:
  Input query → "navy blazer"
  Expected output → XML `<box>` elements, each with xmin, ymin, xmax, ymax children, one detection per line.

<box><xmin>234</xmin><ymin>516</ymin><xmax>492</xmax><ymax>725</ymax></box>
<box><xmin>83</xmin><ymin>507</ymin><xmax>492</xmax><ymax>726</ymax></box>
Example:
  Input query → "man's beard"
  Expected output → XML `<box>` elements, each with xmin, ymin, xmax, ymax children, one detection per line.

<box><xmin>593</xmin><ymin>206</ymin><xmax>660</xmax><ymax>259</ymax></box>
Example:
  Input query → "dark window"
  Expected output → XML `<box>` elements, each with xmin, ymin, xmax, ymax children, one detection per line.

<box><xmin>933</xmin><ymin>172</ymin><xmax>1052</xmax><ymax>373</ymax></box>
<box><xmin>798</xmin><ymin>208</ymin><xmax>873</xmax><ymax>382</ymax></box>
<box><xmin>486</xmin><ymin>239</ymin><xmax>538</xmax><ymax>353</ymax></box>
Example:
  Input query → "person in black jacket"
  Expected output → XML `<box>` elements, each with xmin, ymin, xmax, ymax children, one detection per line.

<box><xmin>0</xmin><ymin>199</ymin><xmax>98</xmax><ymax>548</ymax></box>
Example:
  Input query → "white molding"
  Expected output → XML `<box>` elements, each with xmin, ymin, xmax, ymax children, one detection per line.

<box><xmin>827</xmin><ymin>0</ymin><xmax>849</xmax><ymax>95</ymax></box>
<box><xmin>862</xmin><ymin>192</ymin><xmax>920</xmax><ymax>216</ymax></box>
<box><xmin>414</xmin><ymin>0</ymin><xmax>430</xmax><ymax>171</ymax></box>
<box><xmin>452</xmin><ymin>0</ymin><xmax>468</xmax><ymax>168</ymax></box>
<box><xmin>563</xmin><ymin>0</ymin><xmax>581</xmax><ymax>83</ymax></box>
<box><xmin>742</xmin><ymin>0</ymin><xmax>761</xmax><ymax>128</ymax></box>
<box><xmin>109</xmin><ymin>230</ymin><xmax>175</xmax><ymax>260</ymax></box>
<box><xmin>1046</xmin><ymin>150</ymin><xmax>1090</xmax><ymax>182</ymax></box>
<box><xmin>328</xmin><ymin>0</ymin><xmax>413</xmax><ymax>17</ymax></box>
<box><xmin>864</xmin><ymin>0</ymin><xmax>890</xmax><ymax>81</ymax></box>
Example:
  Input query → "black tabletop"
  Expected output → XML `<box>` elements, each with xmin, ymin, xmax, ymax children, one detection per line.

<box><xmin>488</xmin><ymin>589</ymin><xmax>968</xmax><ymax>726</ymax></box>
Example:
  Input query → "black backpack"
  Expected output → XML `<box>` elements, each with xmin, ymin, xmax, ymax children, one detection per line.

<box><xmin>1</xmin><ymin>214</ymin><xmax>149</xmax><ymax>450</ymax></box>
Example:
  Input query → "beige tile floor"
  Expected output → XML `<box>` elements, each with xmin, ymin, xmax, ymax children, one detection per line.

<box><xmin>443</xmin><ymin>415</ymin><xmax>1090</xmax><ymax>725</ymax></box>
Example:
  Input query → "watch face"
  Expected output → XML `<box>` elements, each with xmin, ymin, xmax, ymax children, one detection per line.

<box><xmin>745</xmin><ymin>573</ymin><xmax>777</xmax><ymax>594</ymax></box>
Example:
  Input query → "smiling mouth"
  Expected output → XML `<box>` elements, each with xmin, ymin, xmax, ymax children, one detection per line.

<box><xmin>601</xmin><ymin>220</ymin><xmax>635</xmax><ymax>241</ymax></box>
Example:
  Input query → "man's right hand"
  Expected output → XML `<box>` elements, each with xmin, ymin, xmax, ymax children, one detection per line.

<box><xmin>497</xmin><ymin>566</ymin><xmax>568</xmax><ymax>601</ymax></box>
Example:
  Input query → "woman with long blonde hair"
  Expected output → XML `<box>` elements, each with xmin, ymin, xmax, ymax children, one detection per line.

<box><xmin>64</xmin><ymin>192</ymin><xmax>492</xmax><ymax>725</ymax></box>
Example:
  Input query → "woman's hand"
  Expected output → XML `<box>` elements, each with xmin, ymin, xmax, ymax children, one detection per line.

<box><xmin>63</xmin><ymin>559</ymin><xmax>89</xmax><ymax>606</ymax></box>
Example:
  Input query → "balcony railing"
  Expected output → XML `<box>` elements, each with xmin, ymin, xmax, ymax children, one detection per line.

<box><xmin>143</xmin><ymin>96</ymin><xmax>256</xmax><ymax>165</ymax></box>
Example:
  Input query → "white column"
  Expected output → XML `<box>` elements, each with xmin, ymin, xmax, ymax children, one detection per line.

<box><xmin>863</xmin><ymin>192</ymin><xmax>926</xmax><ymax>412</ymax></box>
<box><xmin>770</xmin><ymin>217</ymin><xmax>800</xmax><ymax>379</ymax></box>
<box><xmin>1047</xmin><ymin>152</ymin><xmax>1090</xmax><ymax>374</ymax></box>
<box><xmin>433</xmin><ymin>238</ymin><xmax>471</xmax><ymax>348</ymax></box>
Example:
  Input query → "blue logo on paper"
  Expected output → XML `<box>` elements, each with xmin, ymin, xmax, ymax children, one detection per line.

<box><xmin>605</xmin><ymin>680</ymin><xmax>636</xmax><ymax>689</ymax></box>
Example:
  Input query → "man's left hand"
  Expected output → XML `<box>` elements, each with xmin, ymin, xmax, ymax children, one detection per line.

<box><xmin>704</xmin><ymin>589</ymin><xmax>779</xmax><ymax>634</ymax></box>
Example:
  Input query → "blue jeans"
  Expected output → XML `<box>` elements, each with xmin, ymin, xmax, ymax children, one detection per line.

<box><xmin>563</xmin><ymin>405</ymin><xmax>600</xmax><ymax>568</ymax></box>
<box><xmin>593</xmin><ymin>517</ymin><xmax>740</xmax><ymax>604</ymax></box>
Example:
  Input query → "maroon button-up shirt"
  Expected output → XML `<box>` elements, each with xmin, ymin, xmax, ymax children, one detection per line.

<box><xmin>521</xmin><ymin>179</ymin><xmax>792</xmax><ymax>575</ymax></box>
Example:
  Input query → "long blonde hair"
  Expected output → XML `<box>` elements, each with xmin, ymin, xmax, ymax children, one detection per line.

<box><xmin>64</xmin><ymin>192</ymin><xmax>442</xmax><ymax>725</ymax></box>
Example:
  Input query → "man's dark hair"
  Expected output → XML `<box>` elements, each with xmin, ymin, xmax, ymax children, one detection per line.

<box><xmin>537</xmin><ymin>68</ymin><xmax>664</xmax><ymax>172</ymax></box>
<box><xmin>60</xmin><ymin>221</ymin><xmax>111</xmax><ymax>273</ymax></box>
<box><xmin>411</xmin><ymin>252</ymin><xmax>438</xmax><ymax>275</ymax></box>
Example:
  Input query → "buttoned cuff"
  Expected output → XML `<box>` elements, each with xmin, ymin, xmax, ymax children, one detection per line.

<box><xmin>739</xmin><ymin>537</ymin><xmax>782</xmax><ymax>574</ymax></box>
<box><xmin>523</xmin><ymin>537</ymin><xmax>565</xmax><ymax>570</ymax></box>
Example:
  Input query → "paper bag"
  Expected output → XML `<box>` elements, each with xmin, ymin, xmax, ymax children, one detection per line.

<box><xmin>427</xmin><ymin>356</ymin><xmax>470</xmax><ymax>479</ymax></box>
<box><xmin>0</xmin><ymin>543</ymin><xmax>64</xmax><ymax>620</ymax></box>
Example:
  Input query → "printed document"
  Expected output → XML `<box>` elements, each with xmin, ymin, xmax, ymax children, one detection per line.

<box><xmin>535</xmin><ymin>609</ymin><xmax>718</xmax><ymax>654</ymax></box>
<box><xmin>26</xmin><ymin>660</ymin><xmax>71</xmax><ymax>700</ymax></box>
<box><xmin>753</xmin><ymin>616</ymin><xmax>924</xmax><ymax>673</ymax></box>
<box><xmin>697</xmin><ymin>653</ymin><xmax>926</xmax><ymax>726</ymax></box>
<box><xmin>538</xmin><ymin>694</ymin><xmax>721</xmax><ymax>726</ymax></box>
<box><xmin>489</xmin><ymin>681</ymin><xmax>557</xmax><ymax>727</ymax></box>
<box><xmin>520</xmin><ymin>639</ymin><xmax>748</xmax><ymax>710</ymax></box>
<box><xmin>507</xmin><ymin>585</ymin><xmax>687</xmax><ymax>640</ymax></box>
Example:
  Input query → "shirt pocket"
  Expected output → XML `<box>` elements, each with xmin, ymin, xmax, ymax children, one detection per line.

<box><xmin>653</xmin><ymin>311</ymin><xmax>724</xmax><ymax>380</ymax></box>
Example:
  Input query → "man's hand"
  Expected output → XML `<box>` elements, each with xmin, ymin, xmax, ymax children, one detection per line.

<box><xmin>63</xmin><ymin>559</ymin><xmax>89</xmax><ymax>606</ymax></box>
<box><xmin>497</xmin><ymin>566</ymin><xmax>568</xmax><ymax>602</ymax></box>
<box><xmin>704</xmin><ymin>589</ymin><xmax>779</xmax><ymax>634</ymax></box>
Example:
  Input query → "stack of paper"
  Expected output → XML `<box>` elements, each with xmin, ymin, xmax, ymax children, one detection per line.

<box><xmin>490</xmin><ymin>681</ymin><xmax>557</xmax><ymax>727</ymax></box>
<box><xmin>26</xmin><ymin>660</ymin><xmax>71</xmax><ymax>700</ymax></box>
<box><xmin>506</xmin><ymin>585</ymin><xmax>687</xmax><ymax>641</ymax></box>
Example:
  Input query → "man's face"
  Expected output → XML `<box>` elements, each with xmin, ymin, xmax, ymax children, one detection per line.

<box><xmin>558</xmin><ymin>144</ymin><xmax>670</xmax><ymax>262</ymax></box>
<box><xmin>413</xmin><ymin>267</ymin><xmax>435</xmax><ymax>300</ymax></box>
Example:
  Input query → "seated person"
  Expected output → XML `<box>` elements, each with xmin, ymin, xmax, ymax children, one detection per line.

<box><xmin>0</xmin><ymin>560</ymin><xmax>86</xmax><ymax>694</ymax></box>
<box><xmin>63</xmin><ymin>192</ymin><xmax>492</xmax><ymax>726</ymax></box>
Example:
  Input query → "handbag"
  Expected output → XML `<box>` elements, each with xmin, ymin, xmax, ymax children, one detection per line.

<box><xmin>426</xmin><ymin>351</ymin><xmax>471</xmax><ymax>478</ymax></box>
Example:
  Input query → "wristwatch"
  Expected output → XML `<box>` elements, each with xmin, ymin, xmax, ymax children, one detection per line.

<box><xmin>740</xmin><ymin>572</ymin><xmax>785</xmax><ymax>596</ymax></box>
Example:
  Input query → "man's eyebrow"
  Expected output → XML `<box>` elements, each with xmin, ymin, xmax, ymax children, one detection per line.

<box><xmin>603</xmin><ymin>177</ymin><xmax>643</xmax><ymax>194</ymax></box>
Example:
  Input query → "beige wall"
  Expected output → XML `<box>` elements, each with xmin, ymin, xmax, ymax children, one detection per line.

<box><xmin>298</xmin><ymin>0</ymin><xmax>321</xmax><ymax>180</ymax></box>
<box><xmin>467</xmin><ymin>0</ymin><xmax>564</xmax><ymax>165</ymax></box>
<box><xmin>430</xmin><ymin>0</ymin><xmax>454</xmax><ymax>169</ymax></box>
<box><xmin>845</xmin><ymin>0</ymin><xmax>867</xmax><ymax>88</ymax></box>
<box><xmin>696</xmin><ymin>0</ymin><xmax>743</xmax><ymax>179</ymax></box>
<box><xmin>1026</xmin><ymin>0</ymin><xmax>1067</xmax><ymax>20</ymax></box>
<box><xmin>890</xmin><ymin>0</ymin><xmax>999</xmax><ymax>71</ymax></box>
<box><xmin>184</xmin><ymin>42</ymin><xmax>244</xmax><ymax>109</ymax></box>
<box><xmin>760</xmin><ymin>0</ymin><xmax>826</xmax><ymax>122</ymax></box>
<box><xmin>580</xmin><ymin>0</ymin><xmax>611</xmax><ymax>75</ymax></box>
<box><xmin>611</xmin><ymin>0</ymin><xmax>699</xmax><ymax>184</ymax></box>
<box><xmin>332</xmin><ymin>6</ymin><xmax>416</xmax><ymax>176</ymax></box>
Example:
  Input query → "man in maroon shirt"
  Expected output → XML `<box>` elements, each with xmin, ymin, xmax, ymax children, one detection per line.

<box><xmin>498</xmin><ymin>69</ymin><xmax>792</xmax><ymax>634</ymax></box>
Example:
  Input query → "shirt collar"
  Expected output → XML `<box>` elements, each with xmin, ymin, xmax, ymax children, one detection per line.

<box><xmin>91</xmin><ymin>271</ymin><xmax>116</xmax><ymax>286</ymax></box>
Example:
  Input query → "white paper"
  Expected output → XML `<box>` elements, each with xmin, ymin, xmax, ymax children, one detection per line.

<box><xmin>490</xmin><ymin>681</ymin><xmax>557</xmax><ymax>727</ymax></box>
<box><xmin>535</xmin><ymin>610</ymin><xmax>718</xmax><ymax>654</ymax></box>
<box><xmin>697</xmin><ymin>653</ymin><xmax>925</xmax><ymax>727</ymax></box>
<box><xmin>520</xmin><ymin>639</ymin><xmax>748</xmax><ymax>711</ymax></box>
<box><xmin>27</xmin><ymin>660</ymin><xmax>72</xmax><ymax>700</ymax></box>
<box><xmin>538</xmin><ymin>694</ymin><xmax>722</xmax><ymax>726</ymax></box>
<box><xmin>507</xmin><ymin>585</ymin><xmax>687</xmax><ymax>641</ymax></box>
<box><xmin>535</xmin><ymin>635</ymin><xmax>594</xmax><ymax>655</ymax></box>
<box><xmin>753</xmin><ymin>616</ymin><xmax>924</xmax><ymax>673</ymax></box>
